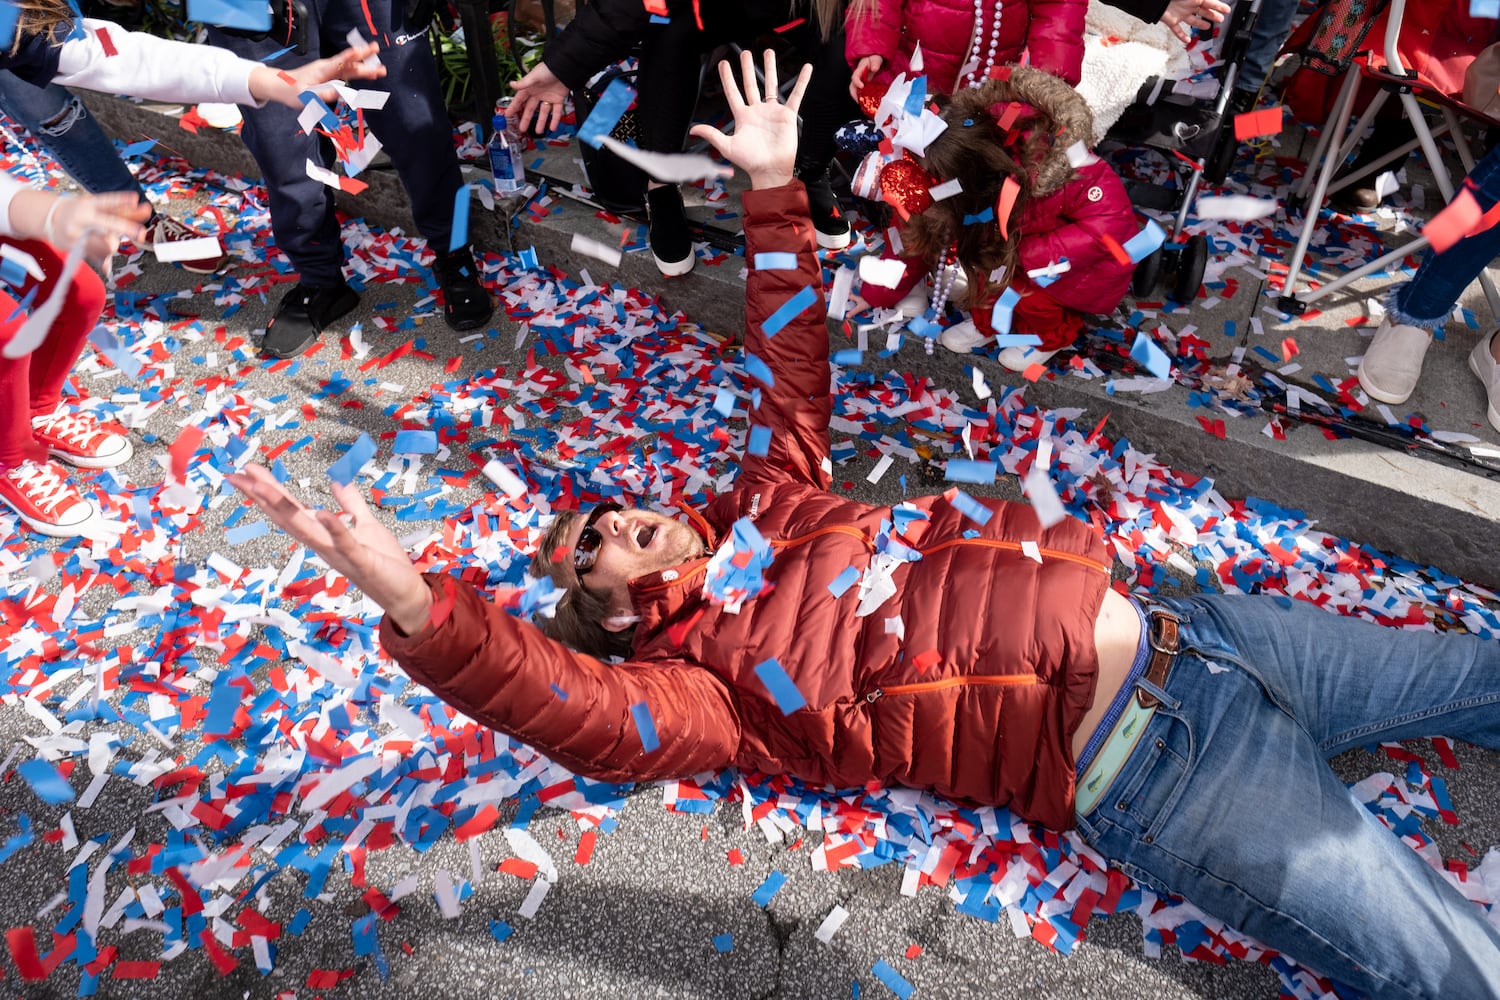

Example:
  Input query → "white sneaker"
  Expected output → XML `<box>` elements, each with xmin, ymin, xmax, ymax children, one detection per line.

<box><xmin>939</xmin><ymin>320</ymin><xmax>991</xmax><ymax>353</ymax></box>
<box><xmin>1357</xmin><ymin>317</ymin><xmax>1432</xmax><ymax>404</ymax></box>
<box><xmin>196</xmin><ymin>102</ymin><xmax>243</xmax><ymax>129</ymax></box>
<box><xmin>998</xmin><ymin>345</ymin><xmax>1061</xmax><ymax>372</ymax></box>
<box><xmin>1468</xmin><ymin>329</ymin><xmax>1500</xmax><ymax>432</ymax></box>
<box><xmin>896</xmin><ymin>285</ymin><xmax>929</xmax><ymax>319</ymax></box>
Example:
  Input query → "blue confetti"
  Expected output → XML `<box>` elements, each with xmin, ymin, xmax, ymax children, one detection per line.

<box><xmin>578</xmin><ymin>77</ymin><xmax>636</xmax><ymax>149</ymax></box>
<box><xmin>394</xmin><ymin>430</ymin><xmax>439</xmax><ymax>455</ymax></box>
<box><xmin>630</xmin><ymin>702</ymin><xmax>660</xmax><ymax>754</ymax></box>
<box><xmin>450</xmin><ymin>184</ymin><xmax>472</xmax><ymax>252</ymax></box>
<box><xmin>989</xmin><ymin>286</ymin><xmax>1021</xmax><ymax>335</ymax></box>
<box><xmin>827</xmin><ymin>565</ymin><xmax>861</xmax><ymax>598</ymax></box>
<box><xmin>743</xmin><ymin>352</ymin><xmax>775</xmax><ymax>387</ymax></box>
<box><xmin>1129</xmin><ymin>332</ymin><xmax>1173</xmax><ymax>381</ymax></box>
<box><xmin>870</xmin><ymin>960</ymin><xmax>915</xmax><ymax>1000</ymax></box>
<box><xmin>753</xmin><ymin>252</ymin><xmax>798</xmax><ymax>270</ymax></box>
<box><xmin>17</xmin><ymin>759</ymin><xmax>74</xmax><ymax>804</ymax></box>
<box><xmin>327</xmin><ymin>432</ymin><xmax>376</xmax><ymax>486</ymax></box>
<box><xmin>761</xmin><ymin>286</ymin><xmax>818</xmax><ymax>337</ymax></box>
<box><xmin>948</xmin><ymin>489</ymin><xmax>994</xmax><ymax>526</ymax></box>
<box><xmin>0</xmin><ymin>3</ymin><xmax>18</xmax><ymax>48</ymax></box>
<box><xmin>186</xmin><ymin>0</ymin><xmax>272</xmax><ymax>30</ymax></box>
<box><xmin>712</xmin><ymin>932</ymin><xmax>734</xmax><ymax>953</ymax></box>
<box><xmin>751</xmin><ymin>870</ymin><xmax>787</xmax><ymax>907</ymax></box>
<box><xmin>944</xmin><ymin>459</ymin><xmax>997</xmax><ymax>485</ymax></box>
<box><xmin>753</xmin><ymin>659</ymin><xmax>808</xmax><ymax>714</ymax></box>
<box><xmin>747</xmin><ymin>425</ymin><xmax>772</xmax><ymax>457</ymax></box>
<box><xmin>1122</xmin><ymin>219</ymin><xmax>1167</xmax><ymax>263</ymax></box>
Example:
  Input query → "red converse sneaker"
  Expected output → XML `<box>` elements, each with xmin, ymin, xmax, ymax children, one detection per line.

<box><xmin>142</xmin><ymin>214</ymin><xmax>226</xmax><ymax>274</ymax></box>
<box><xmin>0</xmin><ymin>461</ymin><xmax>103</xmax><ymax>538</ymax></box>
<box><xmin>31</xmin><ymin>407</ymin><xmax>133</xmax><ymax>469</ymax></box>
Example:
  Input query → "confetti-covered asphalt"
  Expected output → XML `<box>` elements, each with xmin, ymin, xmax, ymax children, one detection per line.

<box><xmin>0</xmin><ymin>94</ymin><xmax>1498</xmax><ymax>1000</ymax></box>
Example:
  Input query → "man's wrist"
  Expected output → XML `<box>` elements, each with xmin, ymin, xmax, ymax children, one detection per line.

<box><xmin>386</xmin><ymin>587</ymin><xmax>435</xmax><ymax>637</ymax></box>
<box><xmin>749</xmin><ymin>169</ymin><xmax>795</xmax><ymax>190</ymax></box>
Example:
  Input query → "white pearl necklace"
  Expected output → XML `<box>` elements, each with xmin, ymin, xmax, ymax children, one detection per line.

<box><xmin>927</xmin><ymin>255</ymin><xmax>960</xmax><ymax>354</ymax></box>
<box><xmin>964</xmin><ymin>0</ymin><xmax>1003</xmax><ymax>91</ymax></box>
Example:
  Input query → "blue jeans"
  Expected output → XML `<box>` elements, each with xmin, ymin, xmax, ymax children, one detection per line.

<box><xmin>1076</xmin><ymin>594</ymin><xmax>1500</xmax><ymax>1000</ymax></box>
<box><xmin>1389</xmin><ymin>142</ymin><xmax>1500</xmax><ymax>329</ymax></box>
<box><xmin>1237</xmin><ymin>0</ymin><xmax>1299</xmax><ymax>95</ymax></box>
<box><xmin>0</xmin><ymin>70</ymin><xmax>143</xmax><ymax>198</ymax></box>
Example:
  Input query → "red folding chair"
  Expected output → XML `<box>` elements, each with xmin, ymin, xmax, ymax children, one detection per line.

<box><xmin>1277</xmin><ymin>0</ymin><xmax>1500</xmax><ymax>316</ymax></box>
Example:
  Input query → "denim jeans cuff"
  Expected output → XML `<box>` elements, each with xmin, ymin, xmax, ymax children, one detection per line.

<box><xmin>1384</xmin><ymin>286</ymin><xmax>1449</xmax><ymax>331</ymax></box>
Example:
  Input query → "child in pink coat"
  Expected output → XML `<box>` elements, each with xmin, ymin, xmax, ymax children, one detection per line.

<box><xmin>859</xmin><ymin>68</ymin><xmax>1138</xmax><ymax>371</ymax></box>
<box><xmin>846</xmin><ymin>0</ymin><xmax>1088</xmax><ymax>97</ymax></box>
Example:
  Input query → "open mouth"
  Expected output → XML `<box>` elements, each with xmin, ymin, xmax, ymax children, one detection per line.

<box><xmin>634</xmin><ymin>524</ymin><xmax>657</xmax><ymax>549</ymax></box>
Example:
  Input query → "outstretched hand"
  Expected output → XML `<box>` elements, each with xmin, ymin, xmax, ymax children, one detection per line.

<box><xmin>689</xmin><ymin>49</ymin><xmax>811</xmax><ymax>190</ymax></box>
<box><xmin>250</xmin><ymin>43</ymin><xmax>389</xmax><ymax>109</ymax></box>
<box><xmin>228</xmin><ymin>464</ymin><xmax>433</xmax><ymax>635</ymax></box>
<box><xmin>510</xmin><ymin>61</ymin><xmax>569</xmax><ymax>135</ymax></box>
<box><xmin>1160</xmin><ymin>0</ymin><xmax>1229</xmax><ymax>44</ymax></box>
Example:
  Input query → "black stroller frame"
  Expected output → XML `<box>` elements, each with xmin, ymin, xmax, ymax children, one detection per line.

<box><xmin>1101</xmin><ymin>0</ymin><xmax>1264</xmax><ymax>303</ymax></box>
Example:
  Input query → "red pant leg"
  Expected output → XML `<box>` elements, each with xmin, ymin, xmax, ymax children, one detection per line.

<box><xmin>860</xmin><ymin>252</ymin><xmax>929</xmax><ymax>309</ymax></box>
<box><xmin>0</xmin><ymin>239</ymin><xmax>106</xmax><ymax>469</ymax></box>
<box><xmin>972</xmin><ymin>277</ymin><xmax>1086</xmax><ymax>351</ymax></box>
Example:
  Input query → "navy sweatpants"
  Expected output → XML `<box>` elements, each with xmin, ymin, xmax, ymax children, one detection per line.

<box><xmin>210</xmin><ymin>0</ymin><xmax>463</xmax><ymax>286</ymax></box>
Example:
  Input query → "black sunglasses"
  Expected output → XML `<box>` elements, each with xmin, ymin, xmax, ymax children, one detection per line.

<box><xmin>573</xmin><ymin>502</ymin><xmax>623</xmax><ymax>578</ymax></box>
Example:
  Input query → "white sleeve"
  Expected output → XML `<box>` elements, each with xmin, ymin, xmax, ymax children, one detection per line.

<box><xmin>0</xmin><ymin>173</ymin><xmax>31</xmax><ymax>239</ymax></box>
<box><xmin>53</xmin><ymin>19</ymin><xmax>265</xmax><ymax>107</ymax></box>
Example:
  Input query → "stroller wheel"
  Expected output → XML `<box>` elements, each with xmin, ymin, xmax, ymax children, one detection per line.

<box><xmin>1172</xmin><ymin>234</ymin><xmax>1208</xmax><ymax>303</ymax></box>
<box><xmin>1132</xmin><ymin>247</ymin><xmax>1163</xmax><ymax>298</ymax></box>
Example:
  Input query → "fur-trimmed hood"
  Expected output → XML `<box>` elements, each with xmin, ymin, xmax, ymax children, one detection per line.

<box><xmin>944</xmin><ymin>68</ymin><xmax>1096</xmax><ymax>198</ymax></box>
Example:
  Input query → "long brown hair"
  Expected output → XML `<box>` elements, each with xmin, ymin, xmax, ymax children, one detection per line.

<box><xmin>900</xmin><ymin>94</ymin><xmax>1034</xmax><ymax>311</ymax></box>
<box><xmin>10</xmin><ymin>0</ymin><xmax>74</xmax><ymax>53</ymax></box>
<box><xmin>527</xmin><ymin>510</ymin><xmax>637</xmax><ymax>660</ymax></box>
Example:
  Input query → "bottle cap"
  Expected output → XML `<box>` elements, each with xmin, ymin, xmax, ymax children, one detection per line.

<box><xmin>492</xmin><ymin>113</ymin><xmax>507</xmax><ymax>130</ymax></box>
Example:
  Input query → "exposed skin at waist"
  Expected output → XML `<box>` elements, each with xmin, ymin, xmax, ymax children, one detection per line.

<box><xmin>1072</xmin><ymin>588</ymin><xmax>1144</xmax><ymax>763</ymax></box>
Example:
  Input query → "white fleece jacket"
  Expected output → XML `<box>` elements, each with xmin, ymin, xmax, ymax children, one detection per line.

<box><xmin>1</xmin><ymin>18</ymin><xmax>266</xmax><ymax>237</ymax></box>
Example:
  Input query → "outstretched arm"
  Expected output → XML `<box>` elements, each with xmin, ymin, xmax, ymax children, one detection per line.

<box><xmin>691</xmin><ymin>51</ymin><xmax>833</xmax><ymax>490</ymax></box>
<box><xmin>51</xmin><ymin>18</ymin><xmax>385</xmax><ymax>109</ymax></box>
<box><xmin>229</xmin><ymin>465</ymin><xmax>741</xmax><ymax>782</ymax></box>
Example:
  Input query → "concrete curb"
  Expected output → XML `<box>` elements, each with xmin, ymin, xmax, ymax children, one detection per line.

<box><xmin>79</xmin><ymin>91</ymin><xmax>1500</xmax><ymax>588</ymax></box>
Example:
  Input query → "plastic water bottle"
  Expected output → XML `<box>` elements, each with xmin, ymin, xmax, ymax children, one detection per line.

<box><xmin>489</xmin><ymin>108</ymin><xmax>525</xmax><ymax>195</ymax></box>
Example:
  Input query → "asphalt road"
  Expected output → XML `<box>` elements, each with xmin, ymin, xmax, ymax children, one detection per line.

<box><xmin>0</xmin><ymin>156</ymin><xmax>1494</xmax><ymax>1000</ymax></box>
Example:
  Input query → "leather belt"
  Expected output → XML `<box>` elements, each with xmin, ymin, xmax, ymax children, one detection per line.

<box><xmin>1135</xmin><ymin>607</ymin><xmax>1181</xmax><ymax>709</ymax></box>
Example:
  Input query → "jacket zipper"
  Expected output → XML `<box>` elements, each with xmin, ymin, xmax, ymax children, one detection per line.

<box><xmin>864</xmin><ymin>673</ymin><xmax>1039</xmax><ymax>704</ymax></box>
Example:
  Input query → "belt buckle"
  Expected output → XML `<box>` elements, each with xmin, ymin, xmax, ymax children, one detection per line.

<box><xmin>1147</xmin><ymin>608</ymin><xmax>1181</xmax><ymax>655</ymax></box>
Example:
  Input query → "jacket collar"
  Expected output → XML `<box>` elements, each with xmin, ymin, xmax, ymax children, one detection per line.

<box><xmin>626</xmin><ymin>503</ymin><xmax>719</xmax><ymax>647</ymax></box>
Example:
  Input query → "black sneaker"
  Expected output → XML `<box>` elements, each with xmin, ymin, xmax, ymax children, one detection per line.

<box><xmin>798</xmin><ymin>169</ymin><xmax>852</xmax><ymax>250</ymax></box>
<box><xmin>434</xmin><ymin>246</ymin><xmax>493</xmax><ymax>331</ymax></box>
<box><xmin>262</xmin><ymin>282</ymin><xmax>359</xmax><ymax>359</ymax></box>
<box><xmin>646</xmin><ymin>185</ymin><xmax>694</xmax><ymax>277</ymax></box>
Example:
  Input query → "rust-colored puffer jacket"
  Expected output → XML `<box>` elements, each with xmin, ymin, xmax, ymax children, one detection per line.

<box><xmin>845</xmin><ymin>0</ymin><xmax>1087</xmax><ymax>94</ymax></box>
<box><xmin>382</xmin><ymin>184</ymin><xmax>1112</xmax><ymax>830</ymax></box>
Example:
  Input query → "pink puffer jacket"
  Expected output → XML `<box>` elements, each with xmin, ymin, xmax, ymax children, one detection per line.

<box><xmin>845</xmin><ymin>0</ymin><xmax>1087</xmax><ymax>93</ymax></box>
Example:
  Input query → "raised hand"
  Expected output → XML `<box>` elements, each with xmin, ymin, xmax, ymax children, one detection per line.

<box><xmin>250</xmin><ymin>42</ymin><xmax>389</xmax><ymax>109</ymax></box>
<box><xmin>1160</xmin><ymin>0</ymin><xmax>1229</xmax><ymax>44</ymax></box>
<box><xmin>688</xmin><ymin>49</ymin><xmax>811</xmax><ymax>190</ymax></box>
<box><xmin>228</xmin><ymin>464</ymin><xmax>433</xmax><ymax>634</ymax></box>
<box><xmin>510</xmin><ymin>61</ymin><xmax>569</xmax><ymax>134</ymax></box>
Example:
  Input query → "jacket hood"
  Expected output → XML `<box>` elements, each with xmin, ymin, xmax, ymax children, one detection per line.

<box><xmin>956</xmin><ymin>68</ymin><xmax>1096</xmax><ymax>198</ymax></box>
